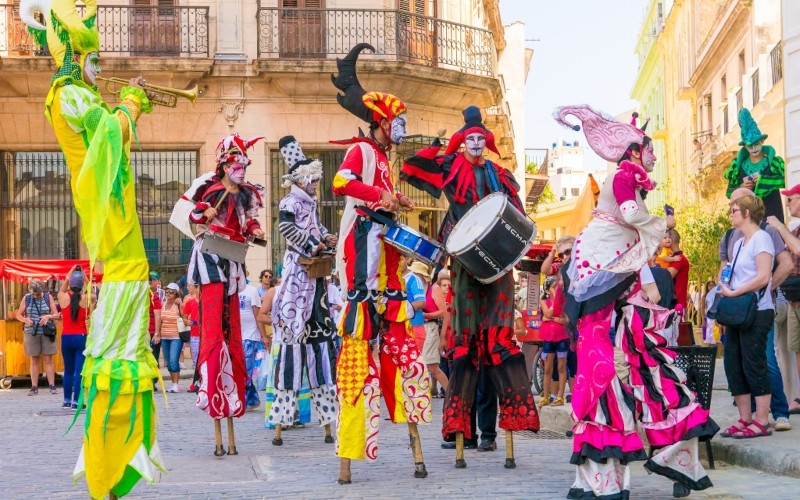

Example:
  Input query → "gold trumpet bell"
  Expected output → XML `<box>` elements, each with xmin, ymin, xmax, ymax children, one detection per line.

<box><xmin>96</xmin><ymin>76</ymin><xmax>198</xmax><ymax>108</ymax></box>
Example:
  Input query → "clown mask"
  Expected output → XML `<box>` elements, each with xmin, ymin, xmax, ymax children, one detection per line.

<box><xmin>747</xmin><ymin>140</ymin><xmax>764</xmax><ymax>156</ymax></box>
<box><xmin>82</xmin><ymin>51</ymin><xmax>101</xmax><ymax>85</ymax></box>
<box><xmin>225</xmin><ymin>162</ymin><xmax>246</xmax><ymax>185</ymax></box>
<box><xmin>465</xmin><ymin>132</ymin><xmax>487</xmax><ymax>158</ymax></box>
<box><xmin>642</xmin><ymin>145</ymin><xmax>657</xmax><ymax>172</ymax></box>
<box><xmin>302</xmin><ymin>178</ymin><xmax>320</xmax><ymax>196</ymax></box>
<box><xmin>390</xmin><ymin>115</ymin><xmax>407</xmax><ymax>145</ymax></box>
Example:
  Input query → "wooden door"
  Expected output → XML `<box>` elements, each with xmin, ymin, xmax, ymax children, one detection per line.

<box><xmin>132</xmin><ymin>0</ymin><xmax>178</xmax><ymax>55</ymax></box>
<box><xmin>398</xmin><ymin>0</ymin><xmax>435</xmax><ymax>66</ymax></box>
<box><xmin>280</xmin><ymin>0</ymin><xmax>326</xmax><ymax>58</ymax></box>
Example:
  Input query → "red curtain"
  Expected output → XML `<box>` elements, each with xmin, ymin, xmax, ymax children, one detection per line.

<box><xmin>0</xmin><ymin>260</ymin><xmax>103</xmax><ymax>283</ymax></box>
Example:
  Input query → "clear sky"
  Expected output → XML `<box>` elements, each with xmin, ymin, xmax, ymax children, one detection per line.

<box><xmin>499</xmin><ymin>0</ymin><xmax>648</xmax><ymax>171</ymax></box>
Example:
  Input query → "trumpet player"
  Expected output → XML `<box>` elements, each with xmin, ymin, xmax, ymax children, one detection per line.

<box><xmin>21</xmin><ymin>0</ymin><xmax>164</xmax><ymax>498</ymax></box>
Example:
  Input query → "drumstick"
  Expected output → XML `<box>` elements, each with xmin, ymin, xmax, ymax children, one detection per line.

<box><xmin>214</xmin><ymin>187</ymin><xmax>231</xmax><ymax>211</ymax></box>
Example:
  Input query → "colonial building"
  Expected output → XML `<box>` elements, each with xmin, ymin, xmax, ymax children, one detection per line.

<box><xmin>0</xmin><ymin>0</ymin><xmax>530</xmax><ymax>283</ymax></box>
<box><xmin>784</xmin><ymin>0</ymin><xmax>800</xmax><ymax>186</ymax></box>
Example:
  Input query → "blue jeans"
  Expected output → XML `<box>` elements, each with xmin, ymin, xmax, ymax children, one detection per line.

<box><xmin>61</xmin><ymin>334</ymin><xmax>86</xmax><ymax>404</ymax></box>
<box><xmin>750</xmin><ymin>323</ymin><xmax>789</xmax><ymax>419</ymax></box>
<box><xmin>160</xmin><ymin>338</ymin><xmax>183</xmax><ymax>374</ymax></box>
<box><xmin>243</xmin><ymin>339</ymin><xmax>261</xmax><ymax>407</ymax></box>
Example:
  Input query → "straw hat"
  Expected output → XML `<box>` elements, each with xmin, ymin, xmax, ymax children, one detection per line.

<box><xmin>409</xmin><ymin>261</ymin><xmax>431</xmax><ymax>282</ymax></box>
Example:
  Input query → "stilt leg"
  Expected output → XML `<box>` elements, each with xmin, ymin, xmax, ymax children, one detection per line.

<box><xmin>272</xmin><ymin>423</ymin><xmax>284</xmax><ymax>446</ymax></box>
<box><xmin>109</xmin><ymin>493</ymin><xmax>119</xmax><ymax>500</ymax></box>
<box><xmin>226</xmin><ymin>417</ymin><xmax>238</xmax><ymax>455</ymax></box>
<box><xmin>338</xmin><ymin>458</ymin><xmax>352</xmax><ymax>485</ymax></box>
<box><xmin>504</xmin><ymin>430</ymin><xmax>516</xmax><ymax>469</ymax></box>
<box><xmin>324</xmin><ymin>423</ymin><xmax>334</xmax><ymax>444</ymax></box>
<box><xmin>213</xmin><ymin>419</ymin><xmax>225</xmax><ymax>456</ymax></box>
<box><xmin>455</xmin><ymin>432</ymin><xmax>466</xmax><ymax>469</ymax></box>
<box><xmin>408</xmin><ymin>422</ymin><xmax>428</xmax><ymax>478</ymax></box>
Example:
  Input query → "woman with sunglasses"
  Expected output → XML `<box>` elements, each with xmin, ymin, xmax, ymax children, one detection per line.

<box><xmin>157</xmin><ymin>283</ymin><xmax>184</xmax><ymax>393</ymax></box>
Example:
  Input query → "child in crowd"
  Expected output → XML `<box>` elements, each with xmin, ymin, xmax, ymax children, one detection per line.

<box><xmin>538</xmin><ymin>276</ymin><xmax>569</xmax><ymax>407</ymax></box>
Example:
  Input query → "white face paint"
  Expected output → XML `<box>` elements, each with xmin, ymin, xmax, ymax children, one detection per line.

<box><xmin>83</xmin><ymin>51</ymin><xmax>100</xmax><ymax>85</ymax></box>
<box><xmin>302</xmin><ymin>179</ymin><xmax>319</xmax><ymax>196</ymax></box>
<box><xmin>390</xmin><ymin>115</ymin><xmax>407</xmax><ymax>145</ymax></box>
<box><xmin>465</xmin><ymin>132</ymin><xmax>486</xmax><ymax>158</ymax></box>
<box><xmin>642</xmin><ymin>145</ymin><xmax>657</xmax><ymax>172</ymax></box>
<box><xmin>747</xmin><ymin>141</ymin><xmax>764</xmax><ymax>156</ymax></box>
<box><xmin>226</xmin><ymin>162</ymin><xmax>246</xmax><ymax>184</ymax></box>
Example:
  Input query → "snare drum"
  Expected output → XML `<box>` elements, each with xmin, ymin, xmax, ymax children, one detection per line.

<box><xmin>445</xmin><ymin>192</ymin><xmax>536</xmax><ymax>284</ymax></box>
<box><xmin>382</xmin><ymin>223</ymin><xmax>444</xmax><ymax>268</ymax></box>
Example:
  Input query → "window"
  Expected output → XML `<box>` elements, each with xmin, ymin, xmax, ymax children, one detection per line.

<box><xmin>571</xmin><ymin>188</ymin><xmax>580</xmax><ymax>197</ymax></box>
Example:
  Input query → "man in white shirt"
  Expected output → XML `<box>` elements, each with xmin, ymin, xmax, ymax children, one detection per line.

<box><xmin>239</xmin><ymin>281</ymin><xmax>264</xmax><ymax>411</ymax></box>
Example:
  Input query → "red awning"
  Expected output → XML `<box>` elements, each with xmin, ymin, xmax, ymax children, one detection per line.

<box><xmin>0</xmin><ymin>260</ymin><xmax>102</xmax><ymax>284</ymax></box>
<box><xmin>525</xmin><ymin>243</ymin><xmax>553</xmax><ymax>258</ymax></box>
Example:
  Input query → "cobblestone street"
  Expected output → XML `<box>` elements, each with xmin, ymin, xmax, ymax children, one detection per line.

<box><xmin>3</xmin><ymin>382</ymin><xmax>800</xmax><ymax>499</ymax></box>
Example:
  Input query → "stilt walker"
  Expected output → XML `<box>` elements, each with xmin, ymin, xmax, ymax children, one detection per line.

<box><xmin>331</xmin><ymin>43</ymin><xmax>431</xmax><ymax>483</ymax></box>
<box><xmin>21</xmin><ymin>0</ymin><xmax>168</xmax><ymax>497</ymax></box>
<box><xmin>267</xmin><ymin>135</ymin><xmax>339</xmax><ymax>445</ymax></box>
<box><xmin>183</xmin><ymin>133</ymin><xmax>266</xmax><ymax>456</ymax></box>
<box><xmin>401</xmin><ymin>106</ymin><xmax>540</xmax><ymax>469</ymax></box>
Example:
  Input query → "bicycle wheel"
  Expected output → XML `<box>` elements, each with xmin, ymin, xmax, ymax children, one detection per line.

<box><xmin>532</xmin><ymin>349</ymin><xmax>545</xmax><ymax>395</ymax></box>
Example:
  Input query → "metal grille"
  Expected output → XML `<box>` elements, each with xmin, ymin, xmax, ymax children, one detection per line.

<box><xmin>269</xmin><ymin>149</ymin><xmax>346</xmax><ymax>268</ymax></box>
<box><xmin>393</xmin><ymin>135</ymin><xmax>448</xmax><ymax>238</ymax></box>
<box><xmin>771</xmin><ymin>42</ymin><xmax>783</xmax><ymax>85</ymax></box>
<box><xmin>0</xmin><ymin>150</ymin><xmax>197</xmax><ymax>275</ymax></box>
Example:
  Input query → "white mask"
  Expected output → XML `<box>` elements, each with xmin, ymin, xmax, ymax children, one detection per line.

<box><xmin>83</xmin><ymin>51</ymin><xmax>101</xmax><ymax>85</ymax></box>
<box><xmin>227</xmin><ymin>163</ymin><xmax>246</xmax><ymax>184</ymax></box>
<box><xmin>747</xmin><ymin>143</ymin><xmax>763</xmax><ymax>156</ymax></box>
<box><xmin>465</xmin><ymin>132</ymin><xmax>486</xmax><ymax>158</ymax></box>
<box><xmin>390</xmin><ymin>115</ymin><xmax>407</xmax><ymax>145</ymax></box>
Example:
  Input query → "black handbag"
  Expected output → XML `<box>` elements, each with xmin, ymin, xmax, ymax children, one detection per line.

<box><xmin>780</xmin><ymin>274</ymin><xmax>800</xmax><ymax>301</ymax></box>
<box><xmin>32</xmin><ymin>294</ymin><xmax>57</xmax><ymax>341</ymax></box>
<box><xmin>707</xmin><ymin>240</ymin><xmax>762</xmax><ymax>329</ymax></box>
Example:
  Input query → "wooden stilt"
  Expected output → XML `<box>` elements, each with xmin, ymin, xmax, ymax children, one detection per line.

<box><xmin>504</xmin><ymin>430</ymin><xmax>516</xmax><ymax>469</ymax></box>
<box><xmin>109</xmin><ymin>493</ymin><xmax>119</xmax><ymax>500</ymax></box>
<box><xmin>338</xmin><ymin>458</ymin><xmax>352</xmax><ymax>484</ymax></box>
<box><xmin>213</xmin><ymin>419</ymin><xmax>225</xmax><ymax>456</ymax></box>
<box><xmin>226</xmin><ymin>417</ymin><xmax>238</xmax><ymax>455</ymax></box>
<box><xmin>408</xmin><ymin>422</ymin><xmax>428</xmax><ymax>478</ymax></box>
<box><xmin>455</xmin><ymin>432</ymin><xmax>466</xmax><ymax>469</ymax></box>
<box><xmin>324</xmin><ymin>423</ymin><xmax>334</xmax><ymax>444</ymax></box>
<box><xmin>272</xmin><ymin>423</ymin><xmax>284</xmax><ymax>446</ymax></box>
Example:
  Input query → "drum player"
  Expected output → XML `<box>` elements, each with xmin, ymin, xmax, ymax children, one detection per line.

<box><xmin>266</xmin><ymin>135</ymin><xmax>339</xmax><ymax>446</ymax></box>
<box><xmin>401</xmin><ymin>105</ymin><xmax>540</xmax><ymax>469</ymax></box>
<box><xmin>330</xmin><ymin>43</ymin><xmax>432</xmax><ymax>484</ymax></box>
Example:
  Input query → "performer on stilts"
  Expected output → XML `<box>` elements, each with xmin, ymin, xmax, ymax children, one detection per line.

<box><xmin>553</xmin><ymin>105</ymin><xmax>718</xmax><ymax>499</ymax></box>
<box><xmin>22</xmin><ymin>0</ymin><xmax>166</xmax><ymax>497</ymax></box>
<box><xmin>331</xmin><ymin>43</ymin><xmax>431</xmax><ymax>484</ymax></box>
<box><xmin>401</xmin><ymin>106</ymin><xmax>540</xmax><ymax>470</ymax></box>
<box><xmin>267</xmin><ymin>135</ymin><xmax>338</xmax><ymax>446</ymax></box>
<box><xmin>186</xmin><ymin>133</ymin><xmax>265</xmax><ymax>457</ymax></box>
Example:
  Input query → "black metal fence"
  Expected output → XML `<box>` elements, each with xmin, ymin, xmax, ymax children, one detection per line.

<box><xmin>256</xmin><ymin>7</ymin><xmax>496</xmax><ymax>77</ymax></box>
<box><xmin>771</xmin><ymin>42</ymin><xmax>783</xmax><ymax>86</ymax></box>
<box><xmin>0</xmin><ymin>4</ymin><xmax>209</xmax><ymax>57</ymax></box>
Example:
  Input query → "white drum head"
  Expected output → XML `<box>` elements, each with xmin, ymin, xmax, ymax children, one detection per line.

<box><xmin>445</xmin><ymin>193</ymin><xmax>506</xmax><ymax>254</ymax></box>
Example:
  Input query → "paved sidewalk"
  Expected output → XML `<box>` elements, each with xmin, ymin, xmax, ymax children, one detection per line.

<box><xmin>3</xmin><ymin>373</ymin><xmax>800</xmax><ymax>499</ymax></box>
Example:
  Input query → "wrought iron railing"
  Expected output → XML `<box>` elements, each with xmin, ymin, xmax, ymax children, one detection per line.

<box><xmin>735</xmin><ymin>87</ymin><xmax>743</xmax><ymax>114</ymax></box>
<box><xmin>0</xmin><ymin>4</ymin><xmax>209</xmax><ymax>57</ymax></box>
<box><xmin>751</xmin><ymin>69</ymin><xmax>759</xmax><ymax>106</ymax></box>
<box><xmin>771</xmin><ymin>42</ymin><xmax>783</xmax><ymax>86</ymax></box>
<box><xmin>256</xmin><ymin>8</ymin><xmax>496</xmax><ymax>77</ymax></box>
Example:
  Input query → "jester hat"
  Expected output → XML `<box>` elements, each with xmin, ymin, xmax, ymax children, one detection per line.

<box><xmin>215</xmin><ymin>133</ymin><xmax>265</xmax><ymax>174</ymax></box>
<box><xmin>331</xmin><ymin>43</ymin><xmax>407</xmax><ymax>124</ymax></box>
<box><xmin>553</xmin><ymin>104</ymin><xmax>648</xmax><ymax>162</ymax></box>
<box><xmin>278</xmin><ymin>135</ymin><xmax>323</xmax><ymax>188</ymax></box>
<box><xmin>444</xmin><ymin>106</ymin><xmax>500</xmax><ymax>156</ymax></box>
<box><xmin>20</xmin><ymin>0</ymin><xmax>100</xmax><ymax>82</ymax></box>
<box><xmin>738</xmin><ymin>108</ymin><xmax>768</xmax><ymax>146</ymax></box>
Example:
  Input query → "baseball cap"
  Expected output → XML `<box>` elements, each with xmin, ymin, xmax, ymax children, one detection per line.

<box><xmin>781</xmin><ymin>184</ymin><xmax>800</xmax><ymax>197</ymax></box>
<box><xmin>149</xmin><ymin>270</ymin><xmax>161</xmax><ymax>282</ymax></box>
<box><xmin>165</xmin><ymin>283</ymin><xmax>180</xmax><ymax>292</ymax></box>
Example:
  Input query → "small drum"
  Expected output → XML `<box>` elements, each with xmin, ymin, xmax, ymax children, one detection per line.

<box><xmin>382</xmin><ymin>223</ymin><xmax>444</xmax><ymax>268</ymax></box>
<box><xmin>445</xmin><ymin>192</ymin><xmax>536</xmax><ymax>284</ymax></box>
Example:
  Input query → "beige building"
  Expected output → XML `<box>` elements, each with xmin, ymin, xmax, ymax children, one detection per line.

<box><xmin>655</xmin><ymin>0</ymin><xmax>785</xmax><ymax>209</ymax></box>
<box><xmin>0</xmin><ymin>0</ymin><xmax>529</xmax><ymax>283</ymax></box>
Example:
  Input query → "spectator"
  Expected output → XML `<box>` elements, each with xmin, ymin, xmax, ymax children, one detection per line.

<box><xmin>663</xmin><ymin>229</ymin><xmax>690</xmax><ymax>310</ymax></box>
<box><xmin>182</xmin><ymin>283</ymin><xmax>200</xmax><ymax>369</ymax></box>
<box><xmin>239</xmin><ymin>279</ymin><xmax>263</xmax><ymax>410</ymax></box>
<box><xmin>257</xmin><ymin>269</ymin><xmax>274</xmax><ymax>298</ymax></box>
<box><xmin>148</xmin><ymin>272</ymin><xmax>163</xmax><ymax>383</ymax></box>
<box><xmin>57</xmin><ymin>266</ymin><xmax>94</xmax><ymax>409</ymax></box>
<box><xmin>718</xmin><ymin>195</ymin><xmax>774</xmax><ymax>438</ymax></box>
<box><xmin>538</xmin><ymin>277</ymin><xmax>569</xmax><ymax>407</ymax></box>
<box><xmin>541</xmin><ymin>235</ymin><xmax>576</xmax><ymax>278</ymax></box>
<box><xmin>436</xmin><ymin>269</ymin><xmax>452</xmax><ymax>394</ymax></box>
<box><xmin>17</xmin><ymin>278</ymin><xmax>59</xmax><ymax>396</ymax></box>
<box><xmin>403</xmin><ymin>259</ymin><xmax>428</xmax><ymax>356</ymax></box>
<box><xmin>417</xmin><ymin>262</ymin><xmax>448</xmax><ymax>397</ymax></box>
<box><xmin>327</xmin><ymin>273</ymin><xmax>344</xmax><ymax>331</ymax></box>
<box><xmin>157</xmin><ymin>283</ymin><xmax>183</xmax><ymax>393</ymax></box>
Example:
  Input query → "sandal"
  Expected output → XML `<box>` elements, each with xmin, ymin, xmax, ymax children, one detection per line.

<box><xmin>550</xmin><ymin>397</ymin><xmax>565</xmax><ymax>407</ymax></box>
<box><xmin>538</xmin><ymin>397</ymin><xmax>550</xmax><ymax>408</ymax></box>
<box><xmin>732</xmin><ymin>420</ymin><xmax>772</xmax><ymax>439</ymax></box>
<box><xmin>721</xmin><ymin>418</ymin><xmax>751</xmax><ymax>437</ymax></box>
<box><xmin>789</xmin><ymin>398</ymin><xmax>800</xmax><ymax>415</ymax></box>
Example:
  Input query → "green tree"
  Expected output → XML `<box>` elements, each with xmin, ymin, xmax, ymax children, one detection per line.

<box><xmin>674</xmin><ymin>204</ymin><xmax>728</xmax><ymax>286</ymax></box>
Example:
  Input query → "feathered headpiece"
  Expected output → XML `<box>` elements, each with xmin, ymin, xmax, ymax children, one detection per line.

<box><xmin>215</xmin><ymin>133</ymin><xmax>264</xmax><ymax>169</ymax></box>
<box><xmin>553</xmin><ymin>104</ymin><xmax>648</xmax><ymax>162</ymax></box>
<box><xmin>20</xmin><ymin>0</ymin><xmax>100</xmax><ymax>82</ymax></box>
<box><xmin>278</xmin><ymin>135</ymin><xmax>323</xmax><ymax>188</ymax></box>
<box><xmin>738</xmin><ymin>108</ymin><xmax>768</xmax><ymax>146</ymax></box>
<box><xmin>331</xmin><ymin>43</ymin><xmax>407</xmax><ymax>124</ymax></box>
<box><xmin>444</xmin><ymin>106</ymin><xmax>500</xmax><ymax>156</ymax></box>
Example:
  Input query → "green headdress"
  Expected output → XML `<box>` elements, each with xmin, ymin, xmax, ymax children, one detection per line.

<box><xmin>20</xmin><ymin>0</ymin><xmax>99</xmax><ymax>84</ymax></box>
<box><xmin>738</xmin><ymin>108</ymin><xmax>768</xmax><ymax>147</ymax></box>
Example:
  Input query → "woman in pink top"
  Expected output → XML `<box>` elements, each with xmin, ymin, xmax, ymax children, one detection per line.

<box><xmin>538</xmin><ymin>277</ymin><xmax>569</xmax><ymax>407</ymax></box>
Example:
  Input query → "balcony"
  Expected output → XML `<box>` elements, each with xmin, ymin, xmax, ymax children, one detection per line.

<box><xmin>0</xmin><ymin>4</ymin><xmax>209</xmax><ymax>58</ymax></box>
<box><xmin>256</xmin><ymin>7</ymin><xmax>496</xmax><ymax>78</ymax></box>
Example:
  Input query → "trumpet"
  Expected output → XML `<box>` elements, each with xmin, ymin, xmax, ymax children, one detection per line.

<box><xmin>97</xmin><ymin>76</ymin><xmax>198</xmax><ymax>108</ymax></box>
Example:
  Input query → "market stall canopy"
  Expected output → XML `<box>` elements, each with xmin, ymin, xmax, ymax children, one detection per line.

<box><xmin>0</xmin><ymin>260</ymin><xmax>103</xmax><ymax>283</ymax></box>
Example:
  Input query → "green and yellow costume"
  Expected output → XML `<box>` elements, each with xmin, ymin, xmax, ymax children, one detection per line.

<box><xmin>22</xmin><ymin>0</ymin><xmax>164</xmax><ymax>498</ymax></box>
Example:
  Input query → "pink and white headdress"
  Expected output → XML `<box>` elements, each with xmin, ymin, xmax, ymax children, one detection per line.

<box><xmin>553</xmin><ymin>104</ymin><xmax>647</xmax><ymax>162</ymax></box>
<box><xmin>215</xmin><ymin>133</ymin><xmax>265</xmax><ymax>168</ymax></box>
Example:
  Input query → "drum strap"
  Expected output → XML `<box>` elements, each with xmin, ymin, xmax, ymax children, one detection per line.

<box><xmin>355</xmin><ymin>206</ymin><xmax>397</xmax><ymax>228</ymax></box>
<box><xmin>485</xmin><ymin>160</ymin><xmax>500</xmax><ymax>193</ymax></box>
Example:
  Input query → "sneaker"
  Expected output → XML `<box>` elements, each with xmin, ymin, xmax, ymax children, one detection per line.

<box><xmin>775</xmin><ymin>417</ymin><xmax>792</xmax><ymax>431</ymax></box>
<box><xmin>168</xmin><ymin>384</ymin><xmax>180</xmax><ymax>393</ymax></box>
<box><xmin>476</xmin><ymin>440</ymin><xmax>497</xmax><ymax>452</ymax></box>
<box><xmin>71</xmin><ymin>403</ymin><xmax>85</xmax><ymax>410</ymax></box>
<box><xmin>62</xmin><ymin>401</ymin><xmax>72</xmax><ymax>409</ymax></box>
<box><xmin>27</xmin><ymin>387</ymin><xmax>38</xmax><ymax>396</ymax></box>
<box><xmin>49</xmin><ymin>385</ymin><xmax>58</xmax><ymax>394</ymax></box>
<box><xmin>188</xmin><ymin>383</ymin><xmax>199</xmax><ymax>393</ymax></box>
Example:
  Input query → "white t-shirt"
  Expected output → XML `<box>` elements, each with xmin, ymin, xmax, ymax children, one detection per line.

<box><xmin>728</xmin><ymin>230</ymin><xmax>775</xmax><ymax>310</ymax></box>
<box><xmin>327</xmin><ymin>282</ymin><xmax>344</xmax><ymax>327</ymax></box>
<box><xmin>238</xmin><ymin>284</ymin><xmax>262</xmax><ymax>341</ymax></box>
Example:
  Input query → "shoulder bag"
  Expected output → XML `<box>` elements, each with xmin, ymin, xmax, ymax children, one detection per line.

<box><xmin>707</xmin><ymin>240</ymin><xmax>762</xmax><ymax>330</ymax></box>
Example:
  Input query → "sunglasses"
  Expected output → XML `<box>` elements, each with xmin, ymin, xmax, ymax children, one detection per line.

<box><xmin>730</xmin><ymin>207</ymin><xmax>742</xmax><ymax>215</ymax></box>
<box><xmin>559</xmin><ymin>249</ymin><xmax>572</xmax><ymax>258</ymax></box>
